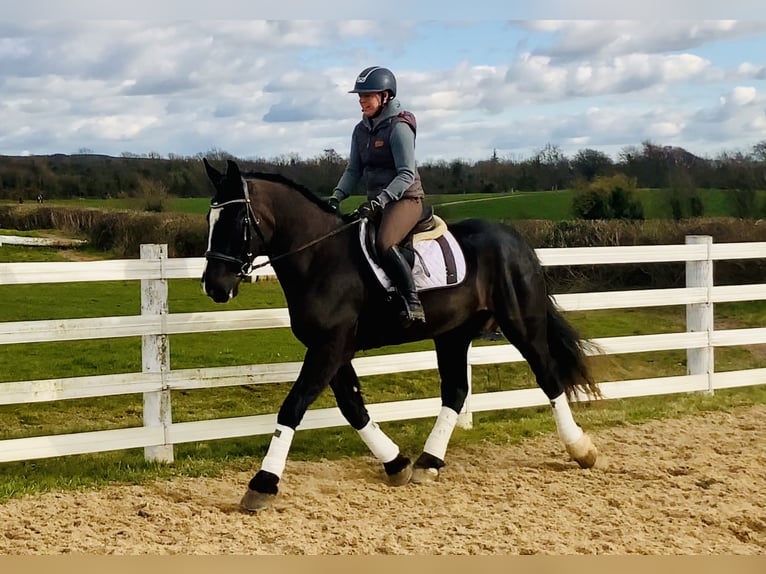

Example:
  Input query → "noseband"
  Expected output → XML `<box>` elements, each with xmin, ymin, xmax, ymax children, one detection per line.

<box><xmin>204</xmin><ymin>180</ymin><xmax>265</xmax><ymax>278</ymax></box>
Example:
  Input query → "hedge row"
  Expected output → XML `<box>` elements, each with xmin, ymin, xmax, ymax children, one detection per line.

<box><xmin>2</xmin><ymin>205</ymin><xmax>763</xmax><ymax>290</ymax></box>
<box><xmin>0</xmin><ymin>205</ymin><xmax>207</xmax><ymax>258</ymax></box>
<box><xmin>513</xmin><ymin>218</ymin><xmax>766</xmax><ymax>291</ymax></box>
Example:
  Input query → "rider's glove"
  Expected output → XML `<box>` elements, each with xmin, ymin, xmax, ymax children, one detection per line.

<box><xmin>326</xmin><ymin>196</ymin><xmax>341</xmax><ymax>212</ymax></box>
<box><xmin>355</xmin><ymin>198</ymin><xmax>383</xmax><ymax>220</ymax></box>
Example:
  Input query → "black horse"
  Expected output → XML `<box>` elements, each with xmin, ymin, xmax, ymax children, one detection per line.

<box><xmin>202</xmin><ymin>159</ymin><xmax>600</xmax><ymax>512</ymax></box>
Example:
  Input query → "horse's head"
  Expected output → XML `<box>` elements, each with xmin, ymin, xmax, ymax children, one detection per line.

<box><xmin>201</xmin><ymin>158</ymin><xmax>263</xmax><ymax>303</ymax></box>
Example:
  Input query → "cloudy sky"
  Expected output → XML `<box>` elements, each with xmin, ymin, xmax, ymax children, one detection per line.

<box><xmin>2</xmin><ymin>7</ymin><xmax>766</xmax><ymax>163</ymax></box>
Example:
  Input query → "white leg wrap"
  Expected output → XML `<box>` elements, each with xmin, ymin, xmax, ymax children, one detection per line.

<box><xmin>423</xmin><ymin>406</ymin><xmax>459</xmax><ymax>460</ymax></box>
<box><xmin>260</xmin><ymin>424</ymin><xmax>295</xmax><ymax>478</ymax></box>
<box><xmin>357</xmin><ymin>420</ymin><xmax>399</xmax><ymax>463</ymax></box>
<box><xmin>551</xmin><ymin>393</ymin><xmax>584</xmax><ymax>445</ymax></box>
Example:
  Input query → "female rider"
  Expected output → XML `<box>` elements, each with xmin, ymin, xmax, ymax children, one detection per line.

<box><xmin>329</xmin><ymin>66</ymin><xmax>427</xmax><ymax>326</ymax></box>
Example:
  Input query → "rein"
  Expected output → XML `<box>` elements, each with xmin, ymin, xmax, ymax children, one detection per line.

<box><xmin>249</xmin><ymin>218</ymin><xmax>362</xmax><ymax>272</ymax></box>
<box><xmin>205</xmin><ymin>182</ymin><xmax>362</xmax><ymax>277</ymax></box>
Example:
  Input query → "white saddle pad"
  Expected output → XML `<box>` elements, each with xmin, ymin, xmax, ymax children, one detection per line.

<box><xmin>359</xmin><ymin>219</ymin><xmax>467</xmax><ymax>292</ymax></box>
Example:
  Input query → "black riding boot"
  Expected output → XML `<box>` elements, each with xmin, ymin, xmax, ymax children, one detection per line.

<box><xmin>381</xmin><ymin>245</ymin><xmax>426</xmax><ymax>326</ymax></box>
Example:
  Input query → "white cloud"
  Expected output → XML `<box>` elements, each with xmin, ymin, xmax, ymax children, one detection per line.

<box><xmin>1</xmin><ymin>20</ymin><xmax>765</xmax><ymax>161</ymax></box>
<box><xmin>524</xmin><ymin>20</ymin><xmax>766</xmax><ymax>59</ymax></box>
<box><xmin>73</xmin><ymin>115</ymin><xmax>160</xmax><ymax>140</ymax></box>
<box><xmin>730</xmin><ymin>86</ymin><xmax>757</xmax><ymax>106</ymax></box>
<box><xmin>646</xmin><ymin>121</ymin><xmax>684</xmax><ymax>139</ymax></box>
<box><xmin>476</xmin><ymin>50</ymin><xmax>717</xmax><ymax>109</ymax></box>
<box><xmin>335</xmin><ymin>21</ymin><xmax>378</xmax><ymax>37</ymax></box>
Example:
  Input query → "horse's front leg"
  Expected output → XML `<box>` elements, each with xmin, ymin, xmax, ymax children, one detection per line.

<box><xmin>329</xmin><ymin>363</ymin><xmax>412</xmax><ymax>486</ymax></box>
<box><xmin>240</xmin><ymin>341</ymin><xmax>348</xmax><ymax>513</ymax></box>
<box><xmin>411</xmin><ymin>330</ymin><xmax>471</xmax><ymax>484</ymax></box>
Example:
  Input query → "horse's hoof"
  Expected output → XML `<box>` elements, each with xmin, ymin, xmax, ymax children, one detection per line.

<box><xmin>411</xmin><ymin>466</ymin><xmax>439</xmax><ymax>484</ymax></box>
<box><xmin>387</xmin><ymin>462</ymin><xmax>413</xmax><ymax>486</ymax></box>
<box><xmin>239</xmin><ymin>489</ymin><xmax>276</xmax><ymax>512</ymax></box>
<box><xmin>566</xmin><ymin>433</ymin><xmax>598</xmax><ymax>469</ymax></box>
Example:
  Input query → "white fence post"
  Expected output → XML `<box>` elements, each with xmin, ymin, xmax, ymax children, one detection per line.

<box><xmin>141</xmin><ymin>244</ymin><xmax>174</xmax><ymax>462</ymax></box>
<box><xmin>686</xmin><ymin>235</ymin><xmax>714</xmax><ymax>395</ymax></box>
<box><xmin>456</xmin><ymin>343</ymin><xmax>473</xmax><ymax>429</ymax></box>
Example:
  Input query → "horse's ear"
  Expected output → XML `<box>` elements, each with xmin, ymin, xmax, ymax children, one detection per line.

<box><xmin>203</xmin><ymin>158</ymin><xmax>222</xmax><ymax>182</ymax></box>
<box><xmin>226</xmin><ymin>159</ymin><xmax>241</xmax><ymax>178</ymax></box>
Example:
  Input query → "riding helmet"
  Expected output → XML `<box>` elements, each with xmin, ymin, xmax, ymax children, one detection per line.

<box><xmin>349</xmin><ymin>66</ymin><xmax>397</xmax><ymax>98</ymax></box>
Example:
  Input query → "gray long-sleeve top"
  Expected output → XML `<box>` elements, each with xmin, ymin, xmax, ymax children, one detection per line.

<box><xmin>332</xmin><ymin>98</ymin><xmax>420</xmax><ymax>207</ymax></box>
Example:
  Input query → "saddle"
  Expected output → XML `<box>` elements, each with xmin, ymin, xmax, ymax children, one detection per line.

<box><xmin>361</xmin><ymin>203</ymin><xmax>464</xmax><ymax>291</ymax></box>
<box><xmin>364</xmin><ymin>202</ymin><xmax>438</xmax><ymax>268</ymax></box>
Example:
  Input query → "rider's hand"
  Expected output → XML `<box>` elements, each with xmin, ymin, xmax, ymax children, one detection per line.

<box><xmin>326</xmin><ymin>196</ymin><xmax>341</xmax><ymax>212</ymax></box>
<box><xmin>355</xmin><ymin>198</ymin><xmax>383</xmax><ymax>220</ymax></box>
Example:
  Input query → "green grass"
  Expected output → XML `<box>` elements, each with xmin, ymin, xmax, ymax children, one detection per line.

<box><xmin>40</xmin><ymin>192</ymin><xmax>571</xmax><ymax>221</ymax></box>
<box><xmin>36</xmin><ymin>187</ymin><xmax>766</xmax><ymax>221</ymax></box>
<box><xmin>431</xmin><ymin>191</ymin><xmax>573</xmax><ymax>221</ymax></box>
<box><xmin>0</xmin><ymin>243</ymin><xmax>71</xmax><ymax>263</ymax></box>
<box><xmin>0</xmin><ymin>231</ymin><xmax>108</xmax><ymax>263</ymax></box>
<box><xmin>34</xmin><ymin>197</ymin><xmax>212</xmax><ymax>215</ymax></box>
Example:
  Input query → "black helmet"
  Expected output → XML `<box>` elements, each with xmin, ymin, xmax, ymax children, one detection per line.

<box><xmin>349</xmin><ymin>66</ymin><xmax>397</xmax><ymax>98</ymax></box>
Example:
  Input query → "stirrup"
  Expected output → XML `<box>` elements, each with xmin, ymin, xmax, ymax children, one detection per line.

<box><xmin>401</xmin><ymin>296</ymin><xmax>426</xmax><ymax>325</ymax></box>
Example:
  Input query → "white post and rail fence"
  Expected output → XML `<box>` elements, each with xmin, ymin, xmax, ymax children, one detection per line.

<box><xmin>0</xmin><ymin>236</ymin><xmax>764</xmax><ymax>464</ymax></box>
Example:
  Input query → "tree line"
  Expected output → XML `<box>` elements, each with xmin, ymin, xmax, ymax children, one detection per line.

<box><xmin>1</xmin><ymin>141</ymin><xmax>764</xmax><ymax>207</ymax></box>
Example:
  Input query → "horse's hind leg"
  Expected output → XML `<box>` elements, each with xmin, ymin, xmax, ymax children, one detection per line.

<box><xmin>412</xmin><ymin>329</ymin><xmax>472</xmax><ymax>483</ymax></box>
<box><xmin>330</xmin><ymin>363</ymin><xmax>412</xmax><ymax>486</ymax></box>
<box><xmin>493</xmin><ymin>300</ymin><xmax>598</xmax><ymax>469</ymax></box>
<box><xmin>550</xmin><ymin>390</ymin><xmax>597</xmax><ymax>468</ymax></box>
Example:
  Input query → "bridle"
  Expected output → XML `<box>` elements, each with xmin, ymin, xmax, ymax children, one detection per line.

<box><xmin>204</xmin><ymin>177</ymin><xmax>362</xmax><ymax>279</ymax></box>
<box><xmin>204</xmin><ymin>178</ymin><xmax>265</xmax><ymax>278</ymax></box>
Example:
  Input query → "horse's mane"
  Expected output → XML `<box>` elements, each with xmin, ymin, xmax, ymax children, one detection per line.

<box><xmin>241</xmin><ymin>171</ymin><xmax>337</xmax><ymax>215</ymax></box>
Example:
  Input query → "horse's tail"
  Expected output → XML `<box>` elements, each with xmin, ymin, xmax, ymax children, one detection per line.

<box><xmin>545</xmin><ymin>297</ymin><xmax>602</xmax><ymax>400</ymax></box>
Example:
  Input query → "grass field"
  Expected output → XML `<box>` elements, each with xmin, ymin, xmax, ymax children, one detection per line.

<box><xmin>30</xmin><ymin>187</ymin><xmax>766</xmax><ymax>221</ymax></box>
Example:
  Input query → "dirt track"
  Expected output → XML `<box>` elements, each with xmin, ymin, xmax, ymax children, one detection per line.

<box><xmin>1</xmin><ymin>404</ymin><xmax>765</xmax><ymax>555</ymax></box>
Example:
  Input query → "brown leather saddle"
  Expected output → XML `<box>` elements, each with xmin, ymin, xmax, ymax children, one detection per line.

<box><xmin>364</xmin><ymin>202</ymin><xmax>436</xmax><ymax>268</ymax></box>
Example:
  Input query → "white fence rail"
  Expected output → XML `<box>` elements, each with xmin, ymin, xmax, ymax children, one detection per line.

<box><xmin>1</xmin><ymin>236</ymin><xmax>765</xmax><ymax>463</ymax></box>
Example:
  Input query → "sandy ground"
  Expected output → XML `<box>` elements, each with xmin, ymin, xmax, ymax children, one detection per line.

<box><xmin>1</xmin><ymin>404</ymin><xmax>765</xmax><ymax>555</ymax></box>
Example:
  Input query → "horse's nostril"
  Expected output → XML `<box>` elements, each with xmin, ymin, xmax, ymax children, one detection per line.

<box><xmin>204</xmin><ymin>285</ymin><xmax>230</xmax><ymax>303</ymax></box>
<box><xmin>212</xmin><ymin>291</ymin><xmax>230</xmax><ymax>303</ymax></box>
